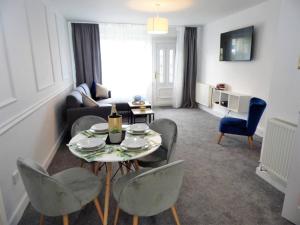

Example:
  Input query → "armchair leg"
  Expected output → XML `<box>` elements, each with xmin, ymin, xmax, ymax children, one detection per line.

<box><xmin>63</xmin><ymin>215</ymin><xmax>69</xmax><ymax>225</ymax></box>
<box><xmin>248</xmin><ymin>136</ymin><xmax>254</xmax><ymax>149</ymax></box>
<box><xmin>217</xmin><ymin>133</ymin><xmax>224</xmax><ymax>144</ymax></box>
<box><xmin>94</xmin><ymin>198</ymin><xmax>104</xmax><ymax>224</ymax></box>
<box><xmin>133</xmin><ymin>215</ymin><xmax>139</xmax><ymax>225</ymax></box>
<box><xmin>171</xmin><ymin>206</ymin><xmax>181</xmax><ymax>225</ymax></box>
<box><xmin>113</xmin><ymin>206</ymin><xmax>120</xmax><ymax>225</ymax></box>
<box><xmin>39</xmin><ymin>214</ymin><xmax>44</xmax><ymax>225</ymax></box>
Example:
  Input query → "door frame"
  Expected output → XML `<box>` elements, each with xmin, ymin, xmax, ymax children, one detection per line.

<box><xmin>152</xmin><ymin>37</ymin><xmax>176</xmax><ymax>107</ymax></box>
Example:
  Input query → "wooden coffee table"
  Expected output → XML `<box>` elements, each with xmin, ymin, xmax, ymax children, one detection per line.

<box><xmin>131</xmin><ymin>108</ymin><xmax>155</xmax><ymax>124</ymax></box>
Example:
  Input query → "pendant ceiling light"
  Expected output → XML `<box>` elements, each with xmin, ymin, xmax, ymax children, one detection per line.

<box><xmin>147</xmin><ymin>3</ymin><xmax>168</xmax><ymax>34</ymax></box>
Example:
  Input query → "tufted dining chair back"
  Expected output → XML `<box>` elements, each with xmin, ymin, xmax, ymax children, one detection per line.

<box><xmin>149</xmin><ymin>118</ymin><xmax>178</xmax><ymax>162</ymax></box>
<box><xmin>17</xmin><ymin>158</ymin><xmax>81</xmax><ymax>217</ymax></box>
<box><xmin>117</xmin><ymin>160</ymin><xmax>184</xmax><ymax>217</ymax></box>
<box><xmin>71</xmin><ymin>115</ymin><xmax>106</xmax><ymax>137</ymax></box>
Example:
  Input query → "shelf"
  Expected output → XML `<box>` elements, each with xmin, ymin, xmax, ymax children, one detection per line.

<box><xmin>212</xmin><ymin>89</ymin><xmax>251</xmax><ymax>113</ymax></box>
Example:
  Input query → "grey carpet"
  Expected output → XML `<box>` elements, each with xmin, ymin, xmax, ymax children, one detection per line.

<box><xmin>18</xmin><ymin>108</ymin><xmax>292</xmax><ymax>225</ymax></box>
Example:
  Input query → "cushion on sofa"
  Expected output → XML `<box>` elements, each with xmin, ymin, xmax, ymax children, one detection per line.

<box><xmin>78</xmin><ymin>83</ymin><xmax>92</xmax><ymax>98</ymax></box>
<box><xmin>66</xmin><ymin>90</ymin><xmax>83</xmax><ymax>108</ymax></box>
<box><xmin>96</xmin><ymin>83</ymin><xmax>109</xmax><ymax>99</ymax></box>
<box><xmin>97</xmin><ymin>97</ymin><xmax>130</xmax><ymax>111</ymax></box>
<box><xmin>82</xmin><ymin>93</ymin><xmax>98</xmax><ymax>107</ymax></box>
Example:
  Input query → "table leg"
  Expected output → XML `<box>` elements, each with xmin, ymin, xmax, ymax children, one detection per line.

<box><xmin>103</xmin><ymin>162</ymin><xmax>112</xmax><ymax>225</ymax></box>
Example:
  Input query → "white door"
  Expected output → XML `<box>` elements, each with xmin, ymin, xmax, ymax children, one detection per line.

<box><xmin>153</xmin><ymin>40</ymin><xmax>176</xmax><ymax>106</ymax></box>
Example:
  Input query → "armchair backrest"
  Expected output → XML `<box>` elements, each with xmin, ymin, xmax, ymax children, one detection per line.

<box><xmin>71</xmin><ymin>115</ymin><xmax>107</xmax><ymax>137</ymax></box>
<box><xmin>17</xmin><ymin>158</ymin><xmax>81</xmax><ymax>217</ymax></box>
<box><xmin>246</xmin><ymin>97</ymin><xmax>267</xmax><ymax>135</ymax></box>
<box><xmin>119</xmin><ymin>160</ymin><xmax>184</xmax><ymax>216</ymax></box>
<box><xmin>149</xmin><ymin>119</ymin><xmax>178</xmax><ymax>162</ymax></box>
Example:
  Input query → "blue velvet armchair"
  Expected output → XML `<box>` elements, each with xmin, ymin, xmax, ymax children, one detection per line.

<box><xmin>218</xmin><ymin>97</ymin><xmax>267</xmax><ymax>148</ymax></box>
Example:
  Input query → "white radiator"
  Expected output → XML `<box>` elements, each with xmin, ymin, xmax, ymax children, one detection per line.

<box><xmin>259</xmin><ymin>118</ymin><xmax>297</xmax><ymax>190</ymax></box>
<box><xmin>195</xmin><ymin>83</ymin><xmax>213</xmax><ymax>107</ymax></box>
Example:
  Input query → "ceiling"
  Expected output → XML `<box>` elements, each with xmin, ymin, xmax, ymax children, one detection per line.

<box><xmin>49</xmin><ymin>0</ymin><xmax>268</xmax><ymax>26</ymax></box>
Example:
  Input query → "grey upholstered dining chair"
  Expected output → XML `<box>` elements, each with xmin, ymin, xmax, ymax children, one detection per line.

<box><xmin>71</xmin><ymin>115</ymin><xmax>107</xmax><ymax>137</ymax></box>
<box><xmin>113</xmin><ymin>160</ymin><xmax>184</xmax><ymax>225</ymax></box>
<box><xmin>138</xmin><ymin>118</ymin><xmax>178</xmax><ymax>167</ymax></box>
<box><xmin>17</xmin><ymin>158</ymin><xmax>104</xmax><ymax>225</ymax></box>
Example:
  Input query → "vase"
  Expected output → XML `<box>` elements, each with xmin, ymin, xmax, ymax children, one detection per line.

<box><xmin>109</xmin><ymin>132</ymin><xmax>122</xmax><ymax>143</ymax></box>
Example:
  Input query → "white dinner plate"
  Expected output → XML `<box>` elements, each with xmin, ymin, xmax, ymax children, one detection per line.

<box><xmin>90</xmin><ymin>123</ymin><xmax>108</xmax><ymax>132</ymax></box>
<box><xmin>126</xmin><ymin>129</ymin><xmax>151</xmax><ymax>135</ymax></box>
<box><xmin>120</xmin><ymin>144</ymin><xmax>149</xmax><ymax>152</ymax></box>
<box><xmin>121</xmin><ymin>137</ymin><xmax>148</xmax><ymax>149</ymax></box>
<box><xmin>76</xmin><ymin>138</ymin><xmax>105</xmax><ymax>149</ymax></box>
<box><xmin>129</xmin><ymin>123</ymin><xmax>149</xmax><ymax>133</ymax></box>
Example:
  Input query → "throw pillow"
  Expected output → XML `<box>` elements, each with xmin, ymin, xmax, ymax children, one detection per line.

<box><xmin>96</xmin><ymin>83</ymin><xmax>109</xmax><ymax>99</ymax></box>
<box><xmin>82</xmin><ymin>92</ymin><xmax>98</xmax><ymax>107</ymax></box>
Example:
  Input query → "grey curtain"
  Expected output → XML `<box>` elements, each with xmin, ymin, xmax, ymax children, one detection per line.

<box><xmin>181</xmin><ymin>27</ymin><xmax>198</xmax><ymax>108</ymax></box>
<box><xmin>72</xmin><ymin>23</ymin><xmax>102</xmax><ymax>87</ymax></box>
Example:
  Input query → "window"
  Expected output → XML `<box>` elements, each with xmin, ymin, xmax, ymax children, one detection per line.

<box><xmin>99</xmin><ymin>24</ymin><xmax>152</xmax><ymax>100</ymax></box>
<box><xmin>159</xmin><ymin>49</ymin><xmax>164</xmax><ymax>83</ymax></box>
<box><xmin>169</xmin><ymin>49</ymin><xmax>174</xmax><ymax>83</ymax></box>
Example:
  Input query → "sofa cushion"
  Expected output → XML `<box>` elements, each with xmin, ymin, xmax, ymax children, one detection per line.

<box><xmin>82</xmin><ymin>93</ymin><xmax>98</xmax><ymax>107</ymax></box>
<box><xmin>97</xmin><ymin>97</ymin><xmax>130</xmax><ymax>111</ymax></box>
<box><xmin>66</xmin><ymin>90</ymin><xmax>83</xmax><ymax>108</ymax></box>
<box><xmin>95</xmin><ymin>83</ymin><xmax>109</xmax><ymax>99</ymax></box>
<box><xmin>78</xmin><ymin>83</ymin><xmax>91</xmax><ymax>98</ymax></box>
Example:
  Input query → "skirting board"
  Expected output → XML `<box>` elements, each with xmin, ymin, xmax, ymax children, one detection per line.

<box><xmin>199</xmin><ymin>104</ymin><xmax>264</xmax><ymax>137</ymax></box>
<box><xmin>8</xmin><ymin>126</ymin><xmax>67</xmax><ymax>225</ymax></box>
<box><xmin>256</xmin><ymin>167</ymin><xmax>286</xmax><ymax>193</ymax></box>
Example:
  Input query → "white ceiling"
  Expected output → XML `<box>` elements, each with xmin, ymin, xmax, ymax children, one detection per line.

<box><xmin>49</xmin><ymin>0</ymin><xmax>268</xmax><ymax>26</ymax></box>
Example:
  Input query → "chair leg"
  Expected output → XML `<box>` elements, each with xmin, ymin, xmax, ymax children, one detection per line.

<box><xmin>248</xmin><ymin>136</ymin><xmax>254</xmax><ymax>149</ymax></box>
<box><xmin>118</xmin><ymin>162</ymin><xmax>124</xmax><ymax>175</ymax></box>
<box><xmin>94</xmin><ymin>198</ymin><xmax>104</xmax><ymax>224</ymax></box>
<box><xmin>133</xmin><ymin>160</ymin><xmax>140</xmax><ymax>171</ymax></box>
<box><xmin>217</xmin><ymin>133</ymin><xmax>224</xmax><ymax>144</ymax></box>
<box><xmin>63</xmin><ymin>215</ymin><xmax>69</xmax><ymax>225</ymax></box>
<box><xmin>125</xmin><ymin>161</ymin><xmax>132</xmax><ymax>173</ymax></box>
<box><xmin>80</xmin><ymin>159</ymin><xmax>85</xmax><ymax>168</ymax></box>
<box><xmin>171</xmin><ymin>206</ymin><xmax>181</xmax><ymax>225</ymax></box>
<box><xmin>39</xmin><ymin>214</ymin><xmax>44</xmax><ymax>225</ymax></box>
<box><xmin>113</xmin><ymin>206</ymin><xmax>120</xmax><ymax>225</ymax></box>
<box><xmin>133</xmin><ymin>215</ymin><xmax>139</xmax><ymax>225</ymax></box>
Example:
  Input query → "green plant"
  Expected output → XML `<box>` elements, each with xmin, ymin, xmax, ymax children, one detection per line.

<box><xmin>109</xmin><ymin>128</ymin><xmax>122</xmax><ymax>133</ymax></box>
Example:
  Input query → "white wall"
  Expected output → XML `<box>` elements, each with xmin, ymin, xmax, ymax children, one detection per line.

<box><xmin>198</xmin><ymin>0</ymin><xmax>282</xmax><ymax>131</ymax></box>
<box><xmin>266</xmin><ymin>0</ymin><xmax>300</xmax><ymax>125</ymax></box>
<box><xmin>0</xmin><ymin>0</ymin><xmax>73</xmax><ymax>224</ymax></box>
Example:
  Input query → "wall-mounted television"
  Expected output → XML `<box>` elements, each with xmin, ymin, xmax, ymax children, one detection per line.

<box><xmin>219</xmin><ymin>26</ymin><xmax>254</xmax><ymax>61</ymax></box>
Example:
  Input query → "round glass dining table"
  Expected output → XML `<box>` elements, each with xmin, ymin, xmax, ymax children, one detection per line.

<box><xmin>68</xmin><ymin>125</ymin><xmax>162</xmax><ymax>225</ymax></box>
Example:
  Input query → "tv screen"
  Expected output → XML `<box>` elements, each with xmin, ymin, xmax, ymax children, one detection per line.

<box><xmin>220</xmin><ymin>26</ymin><xmax>254</xmax><ymax>61</ymax></box>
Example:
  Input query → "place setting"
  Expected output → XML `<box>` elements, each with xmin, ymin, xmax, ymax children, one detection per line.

<box><xmin>126</xmin><ymin>123</ymin><xmax>160</xmax><ymax>137</ymax></box>
<box><xmin>79</xmin><ymin>123</ymin><xmax>109</xmax><ymax>138</ymax></box>
<box><xmin>67</xmin><ymin>137</ymin><xmax>108</xmax><ymax>161</ymax></box>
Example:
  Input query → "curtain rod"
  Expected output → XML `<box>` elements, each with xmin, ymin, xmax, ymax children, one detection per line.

<box><xmin>67</xmin><ymin>20</ymin><xmax>200</xmax><ymax>28</ymax></box>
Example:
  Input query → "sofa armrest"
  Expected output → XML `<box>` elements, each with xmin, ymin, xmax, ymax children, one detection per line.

<box><xmin>66</xmin><ymin>106</ymin><xmax>111</xmax><ymax>130</ymax></box>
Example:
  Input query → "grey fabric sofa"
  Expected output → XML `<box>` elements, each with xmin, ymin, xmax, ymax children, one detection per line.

<box><xmin>66</xmin><ymin>83</ymin><xmax>130</xmax><ymax>129</ymax></box>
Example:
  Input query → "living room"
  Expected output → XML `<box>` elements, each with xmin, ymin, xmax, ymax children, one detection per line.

<box><xmin>0</xmin><ymin>0</ymin><xmax>300</xmax><ymax>225</ymax></box>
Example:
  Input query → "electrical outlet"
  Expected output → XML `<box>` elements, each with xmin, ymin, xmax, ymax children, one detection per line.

<box><xmin>12</xmin><ymin>170</ymin><xmax>19</xmax><ymax>185</ymax></box>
